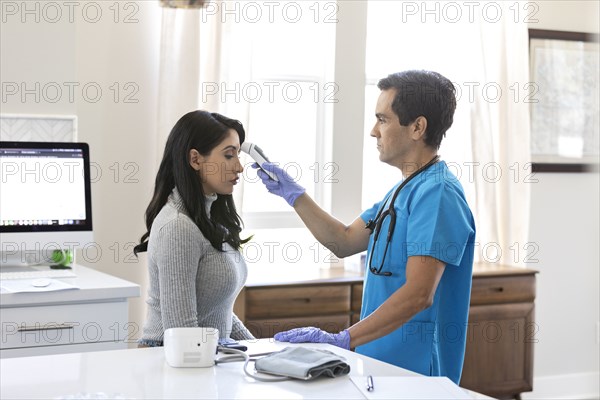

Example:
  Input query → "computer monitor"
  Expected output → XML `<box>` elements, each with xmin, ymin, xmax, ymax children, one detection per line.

<box><xmin>0</xmin><ymin>141</ymin><xmax>93</xmax><ymax>265</ymax></box>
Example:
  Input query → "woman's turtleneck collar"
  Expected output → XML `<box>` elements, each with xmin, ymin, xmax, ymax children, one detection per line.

<box><xmin>204</xmin><ymin>192</ymin><xmax>218</xmax><ymax>217</ymax></box>
<box><xmin>170</xmin><ymin>188</ymin><xmax>218</xmax><ymax>217</ymax></box>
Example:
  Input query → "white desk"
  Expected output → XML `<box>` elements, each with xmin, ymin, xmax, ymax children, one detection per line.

<box><xmin>0</xmin><ymin>339</ymin><xmax>490</xmax><ymax>399</ymax></box>
<box><xmin>0</xmin><ymin>265</ymin><xmax>140</xmax><ymax>358</ymax></box>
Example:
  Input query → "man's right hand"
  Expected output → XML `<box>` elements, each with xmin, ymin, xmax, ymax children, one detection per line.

<box><xmin>252</xmin><ymin>162</ymin><xmax>306</xmax><ymax>207</ymax></box>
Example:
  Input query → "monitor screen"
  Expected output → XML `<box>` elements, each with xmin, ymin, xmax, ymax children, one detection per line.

<box><xmin>0</xmin><ymin>141</ymin><xmax>93</xmax><ymax>257</ymax></box>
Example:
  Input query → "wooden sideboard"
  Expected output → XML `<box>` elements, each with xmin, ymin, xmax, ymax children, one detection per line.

<box><xmin>461</xmin><ymin>264</ymin><xmax>537</xmax><ymax>400</ymax></box>
<box><xmin>234</xmin><ymin>267</ymin><xmax>363</xmax><ymax>339</ymax></box>
<box><xmin>234</xmin><ymin>263</ymin><xmax>537</xmax><ymax>400</ymax></box>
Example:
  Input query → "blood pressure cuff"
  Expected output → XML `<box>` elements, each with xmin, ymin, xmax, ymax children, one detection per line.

<box><xmin>254</xmin><ymin>347</ymin><xmax>350</xmax><ymax>380</ymax></box>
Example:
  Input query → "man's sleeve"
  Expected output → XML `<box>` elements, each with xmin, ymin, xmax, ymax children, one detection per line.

<box><xmin>405</xmin><ymin>183</ymin><xmax>474</xmax><ymax>266</ymax></box>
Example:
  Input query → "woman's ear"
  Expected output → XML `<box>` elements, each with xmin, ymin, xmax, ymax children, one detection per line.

<box><xmin>189</xmin><ymin>149</ymin><xmax>203</xmax><ymax>171</ymax></box>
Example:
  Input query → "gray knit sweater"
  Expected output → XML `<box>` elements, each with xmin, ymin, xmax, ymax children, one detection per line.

<box><xmin>140</xmin><ymin>189</ymin><xmax>254</xmax><ymax>343</ymax></box>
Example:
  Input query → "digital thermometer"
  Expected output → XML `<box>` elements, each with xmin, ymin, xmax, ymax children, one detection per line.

<box><xmin>241</xmin><ymin>142</ymin><xmax>279</xmax><ymax>181</ymax></box>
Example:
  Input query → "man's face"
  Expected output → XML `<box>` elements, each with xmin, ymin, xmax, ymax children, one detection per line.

<box><xmin>370</xmin><ymin>89</ymin><xmax>414</xmax><ymax>168</ymax></box>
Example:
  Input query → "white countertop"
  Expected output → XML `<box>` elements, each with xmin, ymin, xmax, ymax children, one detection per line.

<box><xmin>0</xmin><ymin>264</ymin><xmax>140</xmax><ymax>307</ymax></box>
<box><xmin>245</xmin><ymin>264</ymin><xmax>364</xmax><ymax>286</ymax></box>
<box><xmin>0</xmin><ymin>339</ymin><xmax>490</xmax><ymax>399</ymax></box>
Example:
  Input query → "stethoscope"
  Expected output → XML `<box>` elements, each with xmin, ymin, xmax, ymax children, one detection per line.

<box><xmin>364</xmin><ymin>155</ymin><xmax>441</xmax><ymax>277</ymax></box>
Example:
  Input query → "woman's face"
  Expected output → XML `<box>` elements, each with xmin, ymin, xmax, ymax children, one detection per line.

<box><xmin>189</xmin><ymin>129</ymin><xmax>243</xmax><ymax>195</ymax></box>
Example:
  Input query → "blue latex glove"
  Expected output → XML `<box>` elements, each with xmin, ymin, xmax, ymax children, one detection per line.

<box><xmin>252</xmin><ymin>162</ymin><xmax>306</xmax><ymax>207</ymax></box>
<box><xmin>274</xmin><ymin>327</ymin><xmax>351</xmax><ymax>350</ymax></box>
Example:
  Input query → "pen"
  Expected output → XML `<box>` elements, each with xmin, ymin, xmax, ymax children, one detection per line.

<box><xmin>366</xmin><ymin>375</ymin><xmax>374</xmax><ymax>392</ymax></box>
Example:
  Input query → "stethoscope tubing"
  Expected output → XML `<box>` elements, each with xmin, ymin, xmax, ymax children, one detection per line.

<box><xmin>366</xmin><ymin>155</ymin><xmax>441</xmax><ymax>276</ymax></box>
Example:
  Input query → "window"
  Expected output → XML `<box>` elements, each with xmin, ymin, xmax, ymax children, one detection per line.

<box><xmin>362</xmin><ymin>1</ymin><xmax>478</xmax><ymax>209</ymax></box>
<box><xmin>212</xmin><ymin>1</ymin><xmax>480</xmax><ymax>266</ymax></box>
<box><xmin>217</xmin><ymin>2</ymin><xmax>337</xmax><ymax>229</ymax></box>
<box><xmin>210</xmin><ymin>1</ymin><xmax>339</xmax><ymax>267</ymax></box>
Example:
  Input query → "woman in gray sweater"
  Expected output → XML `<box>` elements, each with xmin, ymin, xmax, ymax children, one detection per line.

<box><xmin>134</xmin><ymin>110</ymin><xmax>254</xmax><ymax>347</ymax></box>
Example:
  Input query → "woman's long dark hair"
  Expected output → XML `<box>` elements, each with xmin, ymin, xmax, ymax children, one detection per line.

<box><xmin>133</xmin><ymin>111</ymin><xmax>250</xmax><ymax>255</ymax></box>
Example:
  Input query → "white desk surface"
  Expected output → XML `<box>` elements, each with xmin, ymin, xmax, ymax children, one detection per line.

<box><xmin>0</xmin><ymin>339</ymin><xmax>490</xmax><ymax>399</ymax></box>
<box><xmin>0</xmin><ymin>264</ymin><xmax>140</xmax><ymax>307</ymax></box>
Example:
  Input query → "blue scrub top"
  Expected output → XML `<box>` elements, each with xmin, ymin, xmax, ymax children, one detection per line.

<box><xmin>357</xmin><ymin>161</ymin><xmax>476</xmax><ymax>384</ymax></box>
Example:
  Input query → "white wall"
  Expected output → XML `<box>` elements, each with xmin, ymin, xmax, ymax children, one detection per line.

<box><xmin>0</xmin><ymin>1</ymin><xmax>162</xmax><ymax>339</ymax></box>
<box><xmin>524</xmin><ymin>1</ymin><xmax>600</xmax><ymax>398</ymax></box>
<box><xmin>527</xmin><ymin>173</ymin><xmax>599</xmax><ymax>398</ymax></box>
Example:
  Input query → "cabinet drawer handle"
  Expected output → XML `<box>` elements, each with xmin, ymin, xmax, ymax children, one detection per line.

<box><xmin>18</xmin><ymin>323</ymin><xmax>75</xmax><ymax>332</ymax></box>
<box><xmin>490</xmin><ymin>287</ymin><xmax>504</xmax><ymax>292</ymax></box>
<box><xmin>291</xmin><ymin>298</ymin><xmax>311</xmax><ymax>303</ymax></box>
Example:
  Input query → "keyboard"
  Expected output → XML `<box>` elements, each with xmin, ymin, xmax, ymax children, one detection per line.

<box><xmin>0</xmin><ymin>269</ymin><xmax>77</xmax><ymax>280</ymax></box>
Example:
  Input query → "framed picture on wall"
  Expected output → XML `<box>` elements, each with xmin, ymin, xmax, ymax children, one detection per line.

<box><xmin>528</xmin><ymin>29</ymin><xmax>599</xmax><ymax>172</ymax></box>
<box><xmin>0</xmin><ymin>114</ymin><xmax>78</xmax><ymax>142</ymax></box>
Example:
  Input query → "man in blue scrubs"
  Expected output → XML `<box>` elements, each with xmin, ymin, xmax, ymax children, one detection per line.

<box><xmin>254</xmin><ymin>70</ymin><xmax>476</xmax><ymax>384</ymax></box>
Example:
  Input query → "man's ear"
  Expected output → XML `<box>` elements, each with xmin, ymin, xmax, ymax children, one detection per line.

<box><xmin>411</xmin><ymin>116</ymin><xmax>428</xmax><ymax>141</ymax></box>
<box><xmin>189</xmin><ymin>149</ymin><xmax>203</xmax><ymax>171</ymax></box>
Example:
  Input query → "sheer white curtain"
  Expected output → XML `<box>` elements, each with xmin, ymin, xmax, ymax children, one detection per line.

<box><xmin>469</xmin><ymin>2</ymin><xmax>532</xmax><ymax>267</ymax></box>
<box><xmin>156</xmin><ymin>5</ymin><xmax>224</xmax><ymax>153</ymax></box>
<box><xmin>155</xmin><ymin>6</ymin><xmax>244</xmax><ymax>204</ymax></box>
<box><xmin>157</xmin><ymin>8</ymin><xmax>201</xmax><ymax>162</ymax></box>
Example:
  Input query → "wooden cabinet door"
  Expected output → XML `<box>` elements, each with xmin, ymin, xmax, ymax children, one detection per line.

<box><xmin>460</xmin><ymin>302</ymin><xmax>535</xmax><ymax>398</ymax></box>
<box><xmin>245</xmin><ymin>285</ymin><xmax>350</xmax><ymax>319</ymax></box>
<box><xmin>351</xmin><ymin>283</ymin><xmax>363</xmax><ymax>325</ymax></box>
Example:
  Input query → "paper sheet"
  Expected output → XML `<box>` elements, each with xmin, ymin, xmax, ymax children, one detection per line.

<box><xmin>350</xmin><ymin>376</ymin><xmax>474</xmax><ymax>400</ymax></box>
<box><xmin>0</xmin><ymin>279</ymin><xmax>79</xmax><ymax>293</ymax></box>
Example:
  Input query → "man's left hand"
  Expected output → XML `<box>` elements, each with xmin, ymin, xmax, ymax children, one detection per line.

<box><xmin>274</xmin><ymin>327</ymin><xmax>351</xmax><ymax>350</ymax></box>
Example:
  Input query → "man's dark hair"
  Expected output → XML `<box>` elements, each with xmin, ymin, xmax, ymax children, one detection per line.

<box><xmin>377</xmin><ymin>70</ymin><xmax>457</xmax><ymax>149</ymax></box>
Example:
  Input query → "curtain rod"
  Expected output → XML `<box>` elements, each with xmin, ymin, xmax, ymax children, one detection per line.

<box><xmin>159</xmin><ymin>0</ymin><xmax>210</xmax><ymax>9</ymax></box>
